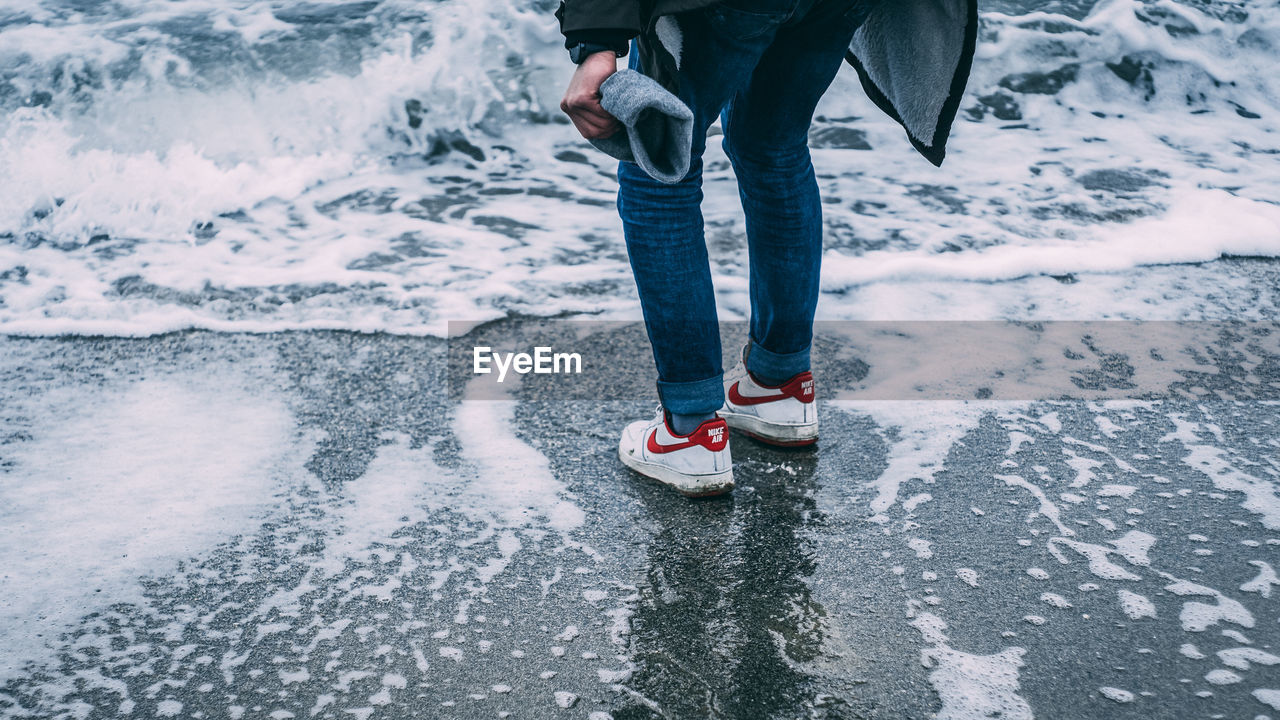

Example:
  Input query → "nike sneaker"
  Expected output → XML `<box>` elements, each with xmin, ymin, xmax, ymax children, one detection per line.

<box><xmin>618</xmin><ymin>407</ymin><xmax>734</xmax><ymax>497</ymax></box>
<box><xmin>721</xmin><ymin>355</ymin><xmax>818</xmax><ymax>446</ymax></box>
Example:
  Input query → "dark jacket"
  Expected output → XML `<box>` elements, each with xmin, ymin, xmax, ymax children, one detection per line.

<box><xmin>556</xmin><ymin>0</ymin><xmax>978</xmax><ymax>166</ymax></box>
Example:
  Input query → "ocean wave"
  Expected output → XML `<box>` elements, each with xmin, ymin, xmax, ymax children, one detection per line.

<box><xmin>0</xmin><ymin>0</ymin><xmax>1277</xmax><ymax>335</ymax></box>
<box><xmin>0</xmin><ymin>0</ymin><xmax>563</xmax><ymax>231</ymax></box>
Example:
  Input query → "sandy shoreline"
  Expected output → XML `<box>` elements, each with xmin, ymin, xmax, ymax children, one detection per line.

<box><xmin>3</xmin><ymin>280</ymin><xmax>1278</xmax><ymax>717</ymax></box>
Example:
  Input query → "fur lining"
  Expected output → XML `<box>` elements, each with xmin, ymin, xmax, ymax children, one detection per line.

<box><xmin>655</xmin><ymin>15</ymin><xmax>683</xmax><ymax>70</ymax></box>
<box><xmin>846</xmin><ymin>0</ymin><xmax>975</xmax><ymax>165</ymax></box>
<box><xmin>850</xmin><ymin>0</ymin><xmax>964</xmax><ymax>143</ymax></box>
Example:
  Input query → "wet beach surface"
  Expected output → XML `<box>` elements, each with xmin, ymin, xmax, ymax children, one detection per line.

<box><xmin>2</xmin><ymin>0</ymin><xmax>1280</xmax><ymax>716</ymax></box>
<box><xmin>3</xmin><ymin>266</ymin><xmax>1278</xmax><ymax>719</ymax></box>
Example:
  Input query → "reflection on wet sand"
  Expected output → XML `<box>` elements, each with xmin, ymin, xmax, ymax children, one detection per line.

<box><xmin>618</xmin><ymin>451</ymin><xmax>830</xmax><ymax>718</ymax></box>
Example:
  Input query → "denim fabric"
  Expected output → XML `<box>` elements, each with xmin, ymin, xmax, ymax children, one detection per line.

<box><xmin>617</xmin><ymin>0</ymin><xmax>875</xmax><ymax>415</ymax></box>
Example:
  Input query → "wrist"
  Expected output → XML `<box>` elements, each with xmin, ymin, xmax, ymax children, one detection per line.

<box><xmin>580</xmin><ymin>50</ymin><xmax>618</xmax><ymax>69</ymax></box>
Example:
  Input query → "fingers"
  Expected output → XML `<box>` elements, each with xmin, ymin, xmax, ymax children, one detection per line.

<box><xmin>571</xmin><ymin>109</ymin><xmax>620</xmax><ymax>139</ymax></box>
<box><xmin>560</xmin><ymin>94</ymin><xmax>621</xmax><ymax>140</ymax></box>
<box><xmin>561</xmin><ymin>54</ymin><xmax>622</xmax><ymax>140</ymax></box>
<box><xmin>571</xmin><ymin>115</ymin><xmax>620</xmax><ymax>140</ymax></box>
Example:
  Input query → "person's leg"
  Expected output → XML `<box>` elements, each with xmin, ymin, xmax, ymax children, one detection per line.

<box><xmin>617</xmin><ymin>153</ymin><xmax>722</xmax><ymax>431</ymax></box>
<box><xmin>617</xmin><ymin>1</ymin><xmax>794</xmax><ymax>425</ymax></box>
<box><xmin>721</xmin><ymin>0</ymin><xmax>878</xmax><ymax>383</ymax></box>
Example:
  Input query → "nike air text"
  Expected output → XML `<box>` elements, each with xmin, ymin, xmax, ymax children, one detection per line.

<box><xmin>473</xmin><ymin>346</ymin><xmax>582</xmax><ymax>382</ymax></box>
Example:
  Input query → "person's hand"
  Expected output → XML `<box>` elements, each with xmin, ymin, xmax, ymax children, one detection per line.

<box><xmin>560</xmin><ymin>51</ymin><xmax>621</xmax><ymax>140</ymax></box>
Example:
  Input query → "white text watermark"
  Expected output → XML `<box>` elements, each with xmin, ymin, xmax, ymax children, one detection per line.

<box><xmin>472</xmin><ymin>346</ymin><xmax>582</xmax><ymax>383</ymax></box>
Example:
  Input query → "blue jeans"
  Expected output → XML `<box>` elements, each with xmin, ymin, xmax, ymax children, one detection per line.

<box><xmin>618</xmin><ymin>0</ymin><xmax>875</xmax><ymax>415</ymax></box>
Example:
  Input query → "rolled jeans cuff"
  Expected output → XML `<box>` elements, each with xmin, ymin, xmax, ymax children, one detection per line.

<box><xmin>747</xmin><ymin>338</ymin><xmax>810</xmax><ymax>381</ymax></box>
<box><xmin>656</xmin><ymin>374</ymin><xmax>725</xmax><ymax>416</ymax></box>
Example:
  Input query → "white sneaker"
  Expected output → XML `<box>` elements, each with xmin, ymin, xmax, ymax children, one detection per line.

<box><xmin>721</xmin><ymin>356</ymin><xmax>818</xmax><ymax>446</ymax></box>
<box><xmin>618</xmin><ymin>407</ymin><xmax>734</xmax><ymax>497</ymax></box>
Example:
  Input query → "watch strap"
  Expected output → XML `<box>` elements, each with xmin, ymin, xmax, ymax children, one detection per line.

<box><xmin>565</xmin><ymin>28</ymin><xmax>632</xmax><ymax>63</ymax></box>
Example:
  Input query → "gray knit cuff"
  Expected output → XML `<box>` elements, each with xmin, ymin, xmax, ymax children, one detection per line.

<box><xmin>588</xmin><ymin>69</ymin><xmax>694</xmax><ymax>184</ymax></box>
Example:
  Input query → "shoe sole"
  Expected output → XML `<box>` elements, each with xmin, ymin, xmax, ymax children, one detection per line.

<box><xmin>618</xmin><ymin>446</ymin><xmax>734</xmax><ymax>498</ymax></box>
<box><xmin>721</xmin><ymin>411</ymin><xmax>818</xmax><ymax>447</ymax></box>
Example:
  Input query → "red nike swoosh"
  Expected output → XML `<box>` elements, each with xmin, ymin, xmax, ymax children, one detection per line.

<box><xmin>728</xmin><ymin>382</ymin><xmax>789</xmax><ymax>406</ymax></box>
<box><xmin>647</xmin><ymin>432</ymin><xmax>700</xmax><ymax>454</ymax></box>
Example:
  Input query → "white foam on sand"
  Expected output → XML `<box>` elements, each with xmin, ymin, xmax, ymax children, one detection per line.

<box><xmin>1204</xmin><ymin>669</ymin><xmax>1241</xmax><ymax>685</ymax></box>
<box><xmin>1163</xmin><ymin>414</ymin><xmax>1280</xmax><ymax>531</ymax></box>
<box><xmin>1180</xmin><ymin>643</ymin><xmax>1206</xmax><ymax>660</ymax></box>
<box><xmin>1254</xmin><ymin>689</ymin><xmax>1280</xmax><ymax>711</ymax></box>
<box><xmin>1163</xmin><ymin>577</ymin><xmax>1255</xmax><ymax>633</ymax></box>
<box><xmin>320</xmin><ymin>432</ymin><xmax>440</xmax><ymax>567</ymax></box>
<box><xmin>1047</xmin><ymin>531</ymin><xmax>1155</xmax><ymax>582</ymax></box>
<box><xmin>310</xmin><ymin>386</ymin><xmax>586</xmax><ymax>611</ymax></box>
<box><xmin>830</xmin><ymin>401</ymin><xmax>992</xmax><ymax>522</ymax></box>
<box><xmin>1117</xmin><ymin>589</ymin><xmax>1156</xmax><ymax>620</ymax></box>
<box><xmin>318</xmin><ymin>371</ymin><xmax>583</xmax><ymax>554</ymax></box>
<box><xmin>452</xmin><ymin>394</ymin><xmax>585</xmax><ymax>536</ymax></box>
<box><xmin>1098</xmin><ymin>687</ymin><xmax>1135</xmax><ymax>703</ymax></box>
<box><xmin>0</xmin><ymin>375</ymin><xmax>298</xmax><ymax>683</ymax></box>
<box><xmin>1217</xmin><ymin>647</ymin><xmax>1280</xmax><ymax>671</ymax></box>
<box><xmin>911</xmin><ymin>611</ymin><xmax>1032</xmax><ymax>720</ymax></box>
<box><xmin>1240</xmin><ymin>561</ymin><xmax>1278</xmax><ymax>598</ymax></box>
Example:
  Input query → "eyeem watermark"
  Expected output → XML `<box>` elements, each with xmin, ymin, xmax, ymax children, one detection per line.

<box><xmin>472</xmin><ymin>346</ymin><xmax>582</xmax><ymax>383</ymax></box>
<box><xmin>451</xmin><ymin>319</ymin><xmax>1280</xmax><ymax>402</ymax></box>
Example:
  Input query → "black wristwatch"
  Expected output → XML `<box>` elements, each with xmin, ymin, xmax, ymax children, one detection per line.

<box><xmin>569</xmin><ymin>41</ymin><xmax>625</xmax><ymax>64</ymax></box>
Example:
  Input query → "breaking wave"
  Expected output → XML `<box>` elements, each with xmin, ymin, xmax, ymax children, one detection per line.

<box><xmin>0</xmin><ymin>0</ymin><xmax>1277</xmax><ymax>334</ymax></box>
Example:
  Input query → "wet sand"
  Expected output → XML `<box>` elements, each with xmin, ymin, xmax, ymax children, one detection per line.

<box><xmin>2</xmin><ymin>264</ymin><xmax>1279</xmax><ymax>718</ymax></box>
